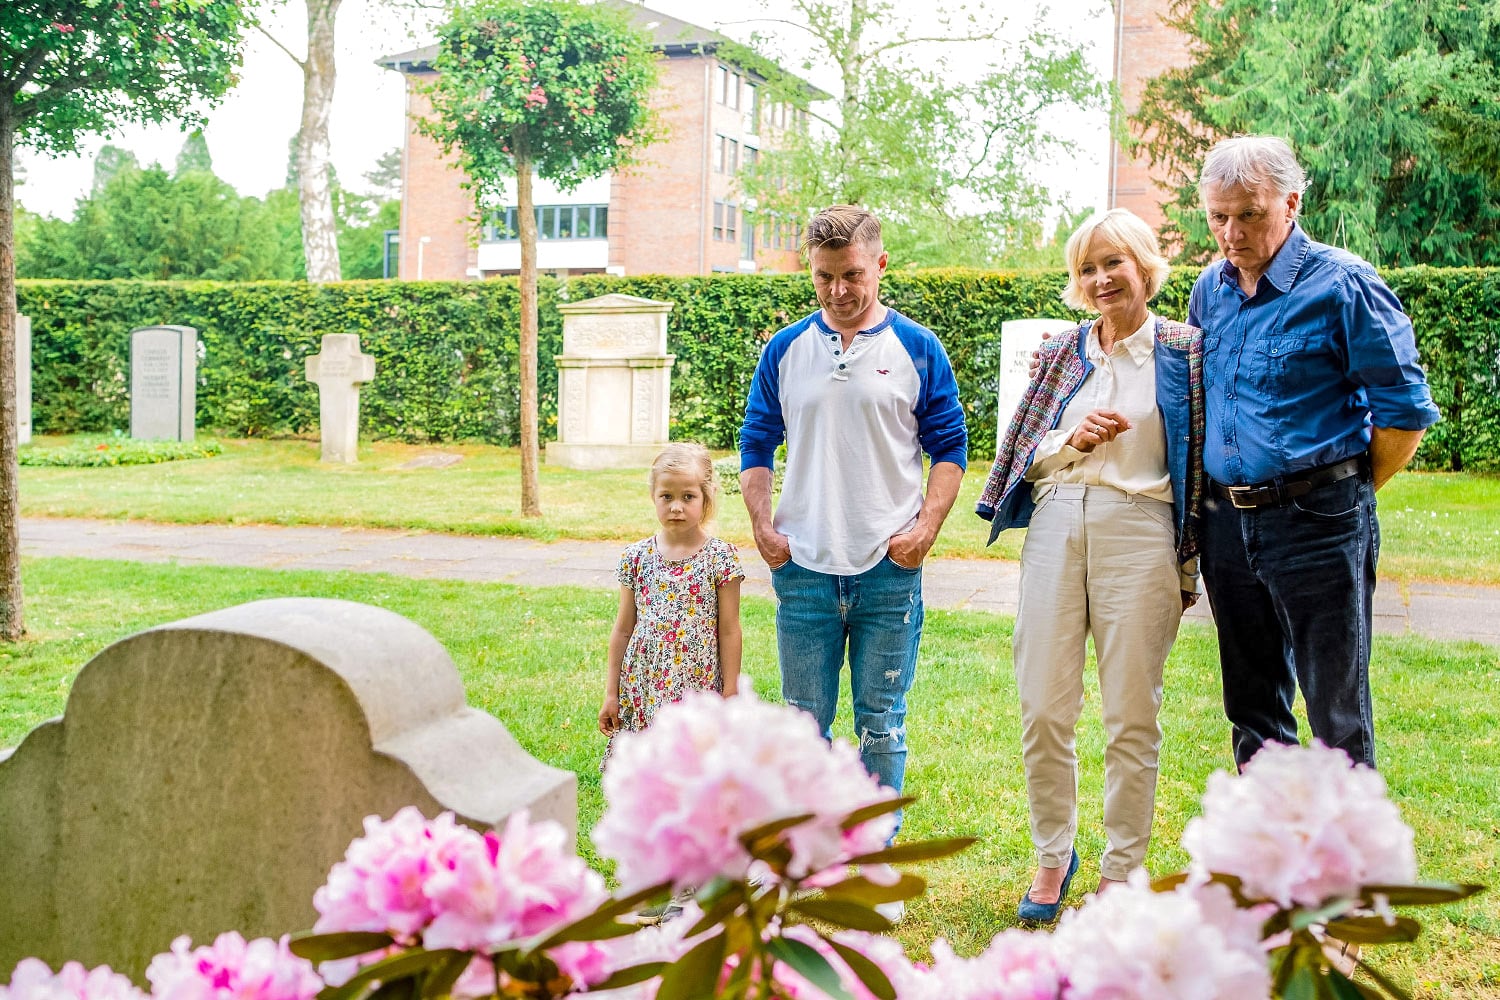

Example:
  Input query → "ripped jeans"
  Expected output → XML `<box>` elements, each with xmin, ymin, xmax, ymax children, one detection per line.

<box><xmin>770</xmin><ymin>555</ymin><xmax>924</xmax><ymax>835</ymax></box>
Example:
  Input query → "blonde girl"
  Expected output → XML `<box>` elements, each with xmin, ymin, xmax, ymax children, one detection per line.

<box><xmin>599</xmin><ymin>444</ymin><xmax>745</xmax><ymax>758</ymax></box>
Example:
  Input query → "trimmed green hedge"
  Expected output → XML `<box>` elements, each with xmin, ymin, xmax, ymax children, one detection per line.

<box><xmin>17</xmin><ymin>267</ymin><xmax>1500</xmax><ymax>470</ymax></box>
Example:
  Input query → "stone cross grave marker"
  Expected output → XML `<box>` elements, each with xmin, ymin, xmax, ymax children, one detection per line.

<box><xmin>130</xmin><ymin>325</ymin><xmax>197</xmax><ymax>441</ymax></box>
<box><xmin>0</xmin><ymin>597</ymin><xmax>576</xmax><ymax>981</ymax></box>
<box><xmin>17</xmin><ymin>313</ymin><xmax>31</xmax><ymax>445</ymax></box>
<box><xmin>305</xmin><ymin>334</ymin><xmax>376</xmax><ymax>463</ymax></box>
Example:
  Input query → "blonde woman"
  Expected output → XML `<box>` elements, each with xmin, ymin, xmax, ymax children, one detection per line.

<box><xmin>976</xmin><ymin>209</ymin><xmax>1204</xmax><ymax>922</ymax></box>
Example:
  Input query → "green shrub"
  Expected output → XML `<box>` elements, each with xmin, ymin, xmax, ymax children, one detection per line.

<box><xmin>20</xmin><ymin>436</ymin><xmax>223</xmax><ymax>467</ymax></box>
<box><xmin>17</xmin><ymin>267</ymin><xmax>1498</xmax><ymax>469</ymax></box>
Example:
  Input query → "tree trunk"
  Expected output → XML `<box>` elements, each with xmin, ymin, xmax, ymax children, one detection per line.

<box><xmin>515</xmin><ymin>137</ymin><xmax>542</xmax><ymax>517</ymax></box>
<box><xmin>0</xmin><ymin>110</ymin><xmax>25</xmax><ymax>640</ymax></box>
<box><xmin>298</xmin><ymin>0</ymin><xmax>342</xmax><ymax>283</ymax></box>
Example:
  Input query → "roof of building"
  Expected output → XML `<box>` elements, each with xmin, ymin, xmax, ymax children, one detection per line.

<box><xmin>376</xmin><ymin>0</ymin><xmax>827</xmax><ymax>98</ymax></box>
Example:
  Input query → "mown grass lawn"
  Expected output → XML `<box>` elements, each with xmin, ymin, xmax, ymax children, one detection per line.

<box><xmin>18</xmin><ymin>437</ymin><xmax>1500</xmax><ymax>586</ymax></box>
<box><xmin>3</xmin><ymin>558</ymin><xmax>1496</xmax><ymax>995</ymax></box>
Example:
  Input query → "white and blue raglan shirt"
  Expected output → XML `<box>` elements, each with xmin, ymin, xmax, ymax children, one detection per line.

<box><xmin>739</xmin><ymin>308</ymin><xmax>968</xmax><ymax>576</ymax></box>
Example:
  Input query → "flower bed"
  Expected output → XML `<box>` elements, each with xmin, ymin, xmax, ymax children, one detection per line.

<box><xmin>1</xmin><ymin>693</ymin><xmax>1482</xmax><ymax>1000</ymax></box>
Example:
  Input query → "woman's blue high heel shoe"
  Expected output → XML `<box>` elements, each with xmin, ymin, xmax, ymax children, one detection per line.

<box><xmin>1017</xmin><ymin>849</ymin><xmax>1080</xmax><ymax>924</ymax></box>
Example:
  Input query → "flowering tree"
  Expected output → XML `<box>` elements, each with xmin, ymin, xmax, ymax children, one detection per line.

<box><xmin>0</xmin><ymin>0</ymin><xmax>252</xmax><ymax>640</ymax></box>
<box><xmin>419</xmin><ymin>0</ymin><xmax>658</xmax><ymax>518</ymax></box>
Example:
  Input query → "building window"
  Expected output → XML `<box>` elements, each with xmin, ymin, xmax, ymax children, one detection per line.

<box><xmin>744</xmin><ymin>82</ymin><xmax>760</xmax><ymax>133</ymax></box>
<box><xmin>743</xmin><ymin>146</ymin><xmax>758</xmax><ymax>173</ymax></box>
<box><xmin>741</xmin><ymin>219</ymin><xmax>754</xmax><ymax>259</ymax></box>
<box><xmin>715</xmin><ymin>135</ymin><xmax>740</xmax><ymax>175</ymax></box>
<box><xmin>713</xmin><ymin>201</ymin><xmax>725</xmax><ymax>241</ymax></box>
<box><xmin>713</xmin><ymin>201</ymin><xmax>738</xmax><ymax>243</ymax></box>
<box><xmin>484</xmin><ymin>205</ymin><xmax>609</xmax><ymax>242</ymax></box>
<box><xmin>725</xmin><ymin>202</ymin><xmax>737</xmax><ymax>242</ymax></box>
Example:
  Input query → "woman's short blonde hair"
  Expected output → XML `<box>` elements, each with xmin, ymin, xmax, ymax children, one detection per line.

<box><xmin>1060</xmin><ymin>209</ymin><xmax>1171</xmax><ymax>312</ymax></box>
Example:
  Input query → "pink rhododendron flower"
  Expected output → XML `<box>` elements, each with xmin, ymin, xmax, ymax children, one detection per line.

<box><xmin>313</xmin><ymin>806</ymin><xmax>472</xmax><ymax>940</ymax></box>
<box><xmin>145</xmin><ymin>933</ymin><xmax>321</xmax><ymax>1000</ymax></box>
<box><xmin>422</xmin><ymin>810</ymin><xmax>607</xmax><ymax>952</ymax></box>
<box><xmin>1</xmin><ymin>960</ymin><xmax>145</xmax><ymax>1000</ymax></box>
<box><xmin>1182</xmin><ymin>741</ymin><xmax>1417</xmax><ymax>907</ymax></box>
<box><xmin>593</xmin><ymin>691</ymin><xmax>897</xmax><ymax>890</ymax></box>
<box><xmin>587</xmin><ymin>902</ymin><xmax>712</xmax><ymax>1000</ymax></box>
<box><xmin>1053</xmin><ymin>873</ymin><xmax>1270</xmax><ymax>1000</ymax></box>
<box><xmin>906</xmin><ymin>933</ymin><xmax>1062</xmax><ymax>1000</ymax></box>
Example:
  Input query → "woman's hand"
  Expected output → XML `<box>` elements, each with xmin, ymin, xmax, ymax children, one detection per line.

<box><xmin>598</xmin><ymin>695</ymin><xmax>621</xmax><ymax>735</ymax></box>
<box><xmin>1067</xmin><ymin>408</ymin><xmax>1132</xmax><ymax>452</ymax></box>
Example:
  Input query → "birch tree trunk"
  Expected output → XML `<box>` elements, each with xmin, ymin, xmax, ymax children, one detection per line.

<box><xmin>0</xmin><ymin>111</ymin><xmax>25</xmax><ymax>639</ymax></box>
<box><xmin>515</xmin><ymin>132</ymin><xmax>542</xmax><ymax>518</ymax></box>
<box><xmin>298</xmin><ymin>0</ymin><xmax>342</xmax><ymax>283</ymax></box>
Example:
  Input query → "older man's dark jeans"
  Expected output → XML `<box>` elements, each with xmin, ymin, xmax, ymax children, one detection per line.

<box><xmin>1201</xmin><ymin>473</ymin><xmax>1380</xmax><ymax>769</ymax></box>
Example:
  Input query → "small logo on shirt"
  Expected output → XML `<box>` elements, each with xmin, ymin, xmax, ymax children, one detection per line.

<box><xmin>876</xmin><ymin>369</ymin><xmax>889</xmax><ymax>375</ymax></box>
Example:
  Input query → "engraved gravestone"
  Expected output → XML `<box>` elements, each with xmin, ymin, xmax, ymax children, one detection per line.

<box><xmin>305</xmin><ymin>334</ymin><xmax>376</xmax><ymax>464</ymax></box>
<box><xmin>548</xmin><ymin>294</ymin><xmax>675</xmax><ymax>469</ymax></box>
<box><xmin>997</xmin><ymin>319</ymin><xmax>1076</xmax><ymax>443</ymax></box>
<box><xmin>129</xmin><ymin>325</ymin><xmax>197</xmax><ymax>441</ymax></box>
<box><xmin>16</xmin><ymin>314</ymin><xmax>31</xmax><ymax>445</ymax></box>
<box><xmin>0</xmin><ymin>598</ymin><xmax>576</xmax><ymax>980</ymax></box>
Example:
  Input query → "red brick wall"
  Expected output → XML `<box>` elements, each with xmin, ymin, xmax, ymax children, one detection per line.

<box><xmin>1108</xmin><ymin>0</ymin><xmax>1187</xmax><ymax>232</ymax></box>
<box><xmin>399</xmin><ymin>77</ymin><xmax>479</xmax><ymax>281</ymax></box>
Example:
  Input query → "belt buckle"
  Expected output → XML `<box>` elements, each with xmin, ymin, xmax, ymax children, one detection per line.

<box><xmin>1225</xmin><ymin>485</ymin><xmax>1260</xmax><ymax>510</ymax></box>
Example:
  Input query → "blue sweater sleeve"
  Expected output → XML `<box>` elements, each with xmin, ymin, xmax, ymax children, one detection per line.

<box><xmin>739</xmin><ymin>325</ymin><xmax>796</xmax><ymax>470</ymax></box>
<box><xmin>894</xmin><ymin>317</ymin><xmax>968</xmax><ymax>470</ymax></box>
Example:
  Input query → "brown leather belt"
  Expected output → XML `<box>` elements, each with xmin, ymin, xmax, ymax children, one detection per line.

<box><xmin>1211</xmin><ymin>456</ymin><xmax>1367</xmax><ymax>510</ymax></box>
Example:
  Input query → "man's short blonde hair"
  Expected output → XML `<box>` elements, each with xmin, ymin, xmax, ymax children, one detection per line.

<box><xmin>801</xmin><ymin>205</ymin><xmax>883</xmax><ymax>255</ymax></box>
<box><xmin>1061</xmin><ymin>209</ymin><xmax>1171</xmax><ymax>312</ymax></box>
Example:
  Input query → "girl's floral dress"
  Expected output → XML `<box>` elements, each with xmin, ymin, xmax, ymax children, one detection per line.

<box><xmin>606</xmin><ymin>535</ymin><xmax>744</xmax><ymax>761</ymax></box>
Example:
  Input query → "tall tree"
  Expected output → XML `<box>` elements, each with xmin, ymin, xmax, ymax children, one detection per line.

<box><xmin>92</xmin><ymin>144</ymin><xmax>141</xmax><ymax>194</ymax></box>
<box><xmin>421</xmin><ymin>0</ymin><xmax>658</xmax><ymax>517</ymax></box>
<box><xmin>733</xmin><ymin>0</ymin><xmax>1102</xmax><ymax>267</ymax></box>
<box><xmin>1132</xmin><ymin>0</ymin><xmax>1500</xmax><ymax>266</ymax></box>
<box><xmin>0</xmin><ymin>1</ymin><xmax>250</xmax><ymax>640</ymax></box>
<box><xmin>18</xmin><ymin>165</ymin><xmax>297</xmax><ymax>281</ymax></box>
<box><xmin>258</xmin><ymin>0</ymin><xmax>343</xmax><ymax>282</ymax></box>
<box><xmin>176</xmin><ymin>129</ymin><xmax>214</xmax><ymax>175</ymax></box>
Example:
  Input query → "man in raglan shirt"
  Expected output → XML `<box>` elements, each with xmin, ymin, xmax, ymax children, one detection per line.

<box><xmin>739</xmin><ymin>204</ymin><xmax>968</xmax><ymax>830</ymax></box>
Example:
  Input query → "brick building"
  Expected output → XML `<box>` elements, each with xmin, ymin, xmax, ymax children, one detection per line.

<box><xmin>1107</xmin><ymin>0</ymin><xmax>1188</xmax><ymax>231</ymax></box>
<box><xmin>378</xmin><ymin>3</ymin><xmax>818</xmax><ymax>281</ymax></box>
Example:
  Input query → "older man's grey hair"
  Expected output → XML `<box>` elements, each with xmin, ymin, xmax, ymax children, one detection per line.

<box><xmin>1199</xmin><ymin>135</ymin><xmax>1309</xmax><ymax>204</ymax></box>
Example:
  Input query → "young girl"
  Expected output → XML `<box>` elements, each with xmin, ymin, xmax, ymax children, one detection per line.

<box><xmin>599</xmin><ymin>443</ymin><xmax>744</xmax><ymax>760</ymax></box>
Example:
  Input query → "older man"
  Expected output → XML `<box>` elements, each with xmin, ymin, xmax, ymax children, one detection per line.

<box><xmin>1189</xmin><ymin>135</ymin><xmax>1441</xmax><ymax>769</ymax></box>
<box><xmin>739</xmin><ymin>205</ymin><xmax>967</xmax><ymax>818</ymax></box>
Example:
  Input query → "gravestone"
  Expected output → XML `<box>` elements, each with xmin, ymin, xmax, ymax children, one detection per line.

<box><xmin>996</xmin><ymin>319</ymin><xmax>1076</xmax><ymax>444</ymax></box>
<box><xmin>129</xmin><ymin>325</ymin><xmax>197</xmax><ymax>441</ymax></box>
<box><xmin>0</xmin><ymin>598</ymin><xmax>576</xmax><ymax>980</ymax></box>
<box><xmin>17</xmin><ymin>313</ymin><xmax>31</xmax><ymax>445</ymax></box>
<box><xmin>547</xmin><ymin>294</ymin><xmax>675</xmax><ymax>469</ymax></box>
<box><xmin>305</xmin><ymin>334</ymin><xmax>376</xmax><ymax>463</ymax></box>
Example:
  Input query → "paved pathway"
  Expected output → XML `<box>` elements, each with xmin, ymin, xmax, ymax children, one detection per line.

<box><xmin>20</xmin><ymin>517</ymin><xmax>1500</xmax><ymax>647</ymax></box>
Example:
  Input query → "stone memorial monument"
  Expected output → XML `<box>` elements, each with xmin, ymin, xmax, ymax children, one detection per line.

<box><xmin>305</xmin><ymin>334</ymin><xmax>376</xmax><ymax>464</ymax></box>
<box><xmin>996</xmin><ymin>319</ymin><xmax>1077</xmax><ymax>445</ymax></box>
<box><xmin>547</xmin><ymin>293</ymin><xmax>675</xmax><ymax>469</ymax></box>
<box><xmin>129</xmin><ymin>325</ymin><xmax>197</xmax><ymax>441</ymax></box>
<box><xmin>17</xmin><ymin>313</ymin><xmax>31</xmax><ymax>445</ymax></box>
<box><xmin>0</xmin><ymin>598</ymin><xmax>576</xmax><ymax>980</ymax></box>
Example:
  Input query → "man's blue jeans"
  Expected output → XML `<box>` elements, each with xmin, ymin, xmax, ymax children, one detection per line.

<box><xmin>770</xmin><ymin>556</ymin><xmax>924</xmax><ymax>804</ymax></box>
<box><xmin>1201</xmin><ymin>472</ymin><xmax>1380</xmax><ymax>768</ymax></box>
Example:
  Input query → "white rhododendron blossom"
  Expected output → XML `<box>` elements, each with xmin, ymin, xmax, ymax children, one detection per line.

<box><xmin>907</xmin><ymin>933</ymin><xmax>1063</xmax><ymax>1000</ymax></box>
<box><xmin>1053</xmin><ymin>873</ymin><xmax>1271</xmax><ymax>1000</ymax></box>
<box><xmin>0</xmin><ymin>961</ymin><xmax>145</xmax><ymax>1000</ymax></box>
<box><xmin>1182</xmin><ymin>740</ymin><xmax>1417</xmax><ymax>907</ymax></box>
<box><xmin>593</xmin><ymin>691</ymin><xmax>897</xmax><ymax>890</ymax></box>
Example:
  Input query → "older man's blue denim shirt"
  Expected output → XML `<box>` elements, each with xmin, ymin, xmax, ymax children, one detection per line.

<box><xmin>1187</xmin><ymin>224</ymin><xmax>1440</xmax><ymax>486</ymax></box>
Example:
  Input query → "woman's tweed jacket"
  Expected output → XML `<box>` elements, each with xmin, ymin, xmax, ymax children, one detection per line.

<box><xmin>975</xmin><ymin>317</ymin><xmax>1206</xmax><ymax>572</ymax></box>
